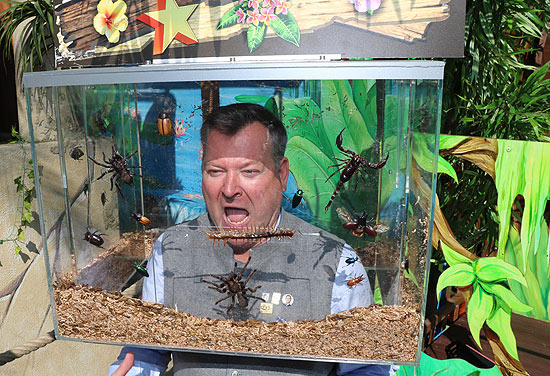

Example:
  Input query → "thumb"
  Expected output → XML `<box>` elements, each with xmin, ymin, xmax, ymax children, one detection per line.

<box><xmin>111</xmin><ymin>352</ymin><xmax>135</xmax><ymax>376</ymax></box>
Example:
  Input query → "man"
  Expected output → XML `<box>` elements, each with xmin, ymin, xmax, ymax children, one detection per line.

<box><xmin>110</xmin><ymin>103</ymin><xmax>396</xmax><ymax>376</ymax></box>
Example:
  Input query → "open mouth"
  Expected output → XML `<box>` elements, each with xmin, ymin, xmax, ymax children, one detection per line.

<box><xmin>224</xmin><ymin>207</ymin><xmax>249</xmax><ymax>226</ymax></box>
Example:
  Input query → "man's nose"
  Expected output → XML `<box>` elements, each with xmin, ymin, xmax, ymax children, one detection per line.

<box><xmin>221</xmin><ymin>171</ymin><xmax>242</xmax><ymax>199</ymax></box>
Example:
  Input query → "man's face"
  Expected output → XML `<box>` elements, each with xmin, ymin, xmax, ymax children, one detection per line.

<box><xmin>202</xmin><ymin>121</ymin><xmax>289</xmax><ymax>243</ymax></box>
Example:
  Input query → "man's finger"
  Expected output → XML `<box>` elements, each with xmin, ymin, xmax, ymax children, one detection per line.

<box><xmin>111</xmin><ymin>352</ymin><xmax>135</xmax><ymax>376</ymax></box>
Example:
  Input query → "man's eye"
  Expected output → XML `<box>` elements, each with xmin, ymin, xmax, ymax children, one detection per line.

<box><xmin>244</xmin><ymin>170</ymin><xmax>259</xmax><ymax>176</ymax></box>
<box><xmin>207</xmin><ymin>169</ymin><xmax>223</xmax><ymax>176</ymax></box>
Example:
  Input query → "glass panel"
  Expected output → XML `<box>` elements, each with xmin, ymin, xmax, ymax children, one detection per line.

<box><xmin>25</xmin><ymin>63</ymin><xmax>442</xmax><ymax>366</ymax></box>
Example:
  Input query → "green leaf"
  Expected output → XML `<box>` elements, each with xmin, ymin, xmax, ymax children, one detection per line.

<box><xmin>481</xmin><ymin>282</ymin><xmax>532</xmax><ymax>313</ymax></box>
<box><xmin>521</xmin><ymin>267</ymin><xmax>548</xmax><ymax>320</ymax></box>
<box><xmin>15</xmin><ymin>245</ymin><xmax>21</xmax><ymax>255</ymax></box>
<box><xmin>504</xmin><ymin>225</ymin><xmax>527</xmax><ymax>305</ymax></box>
<box><xmin>247</xmin><ymin>23</ymin><xmax>266</xmax><ymax>53</ymax></box>
<box><xmin>234</xmin><ymin>95</ymin><xmax>270</xmax><ymax>104</ymax></box>
<box><xmin>17</xmin><ymin>228</ymin><xmax>25</xmax><ymax>241</ymax></box>
<box><xmin>352</xmin><ymin>80</ymin><xmax>377</xmax><ymax>142</ymax></box>
<box><xmin>285</xmin><ymin>136</ymin><xmax>337</xmax><ymax>227</ymax></box>
<box><xmin>437</xmin><ymin>156</ymin><xmax>458</xmax><ymax>184</ymax></box>
<box><xmin>439</xmin><ymin>135</ymin><xmax>468</xmax><ymax>150</ymax></box>
<box><xmin>21</xmin><ymin>211</ymin><xmax>32</xmax><ymax>224</ymax></box>
<box><xmin>270</xmin><ymin>12</ymin><xmax>300</xmax><ymax>47</ymax></box>
<box><xmin>23</xmin><ymin>200</ymin><xmax>32</xmax><ymax>210</ymax></box>
<box><xmin>216</xmin><ymin>3</ymin><xmax>246</xmax><ymax>29</ymax></box>
<box><xmin>467</xmin><ymin>285</ymin><xmax>494</xmax><ymax>349</ymax></box>
<box><xmin>436</xmin><ymin>263</ymin><xmax>475</xmax><ymax>300</ymax></box>
<box><xmin>474</xmin><ymin>257</ymin><xmax>527</xmax><ymax>286</ymax></box>
<box><xmin>441</xmin><ymin>241</ymin><xmax>473</xmax><ymax>267</ymax></box>
<box><xmin>486</xmin><ymin>307</ymin><xmax>518</xmax><ymax>360</ymax></box>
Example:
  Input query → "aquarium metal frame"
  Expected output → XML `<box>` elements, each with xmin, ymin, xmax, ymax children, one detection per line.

<box><xmin>24</xmin><ymin>61</ymin><xmax>444</xmax><ymax>88</ymax></box>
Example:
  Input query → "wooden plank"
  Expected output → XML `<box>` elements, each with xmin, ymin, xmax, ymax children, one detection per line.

<box><xmin>511</xmin><ymin>313</ymin><xmax>550</xmax><ymax>358</ymax></box>
<box><xmin>57</xmin><ymin>0</ymin><xmax>452</xmax><ymax>58</ymax></box>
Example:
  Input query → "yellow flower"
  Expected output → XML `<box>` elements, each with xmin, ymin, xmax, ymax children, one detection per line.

<box><xmin>93</xmin><ymin>0</ymin><xmax>128</xmax><ymax>44</ymax></box>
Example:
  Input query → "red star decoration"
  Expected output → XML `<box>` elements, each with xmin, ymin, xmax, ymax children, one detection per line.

<box><xmin>137</xmin><ymin>0</ymin><xmax>198</xmax><ymax>55</ymax></box>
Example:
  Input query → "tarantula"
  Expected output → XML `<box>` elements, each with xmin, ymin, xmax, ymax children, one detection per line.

<box><xmin>202</xmin><ymin>256</ymin><xmax>265</xmax><ymax>315</ymax></box>
<box><xmin>88</xmin><ymin>144</ymin><xmax>143</xmax><ymax>202</ymax></box>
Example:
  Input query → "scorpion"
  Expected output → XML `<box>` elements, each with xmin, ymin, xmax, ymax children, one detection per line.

<box><xmin>202</xmin><ymin>256</ymin><xmax>265</xmax><ymax>315</ymax></box>
<box><xmin>325</xmin><ymin>129</ymin><xmax>389</xmax><ymax>212</ymax></box>
<box><xmin>88</xmin><ymin>143</ymin><xmax>143</xmax><ymax>202</ymax></box>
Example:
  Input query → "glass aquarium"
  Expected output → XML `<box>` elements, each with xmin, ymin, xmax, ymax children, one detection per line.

<box><xmin>24</xmin><ymin>61</ymin><xmax>443</xmax><ymax>366</ymax></box>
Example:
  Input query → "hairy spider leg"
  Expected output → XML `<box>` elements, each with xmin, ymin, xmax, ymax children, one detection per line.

<box><xmin>111</xmin><ymin>174</ymin><xmax>127</xmax><ymax>202</ymax></box>
<box><xmin>95</xmin><ymin>167</ymin><xmax>115</xmax><ymax>181</ymax></box>
<box><xmin>236</xmin><ymin>257</ymin><xmax>252</xmax><ymax>281</ymax></box>
<box><xmin>102</xmin><ymin>151</ymin><xmax>111</xmax><ymax>165</ymax></box>
<box><xmin>226</xmin><ymin>295</ymin><xmax>237</xmax><ymax>314</ymax></box>
<box><xmin>88</xmin><ymin>155</ymin><xmax>111</xmax><ymax>169</ymax></box>
<box><xmin>215</xmin><ymin>293</ymin><xmax>234</xmax><ymax>306</ymax></box>
<box><xmin>241</xmin><ymin>267</ymin><xmax>258</xmax><ymax>286</ymax></box>
<box><xmin>123</xmin><ymin>150</ymin><xmax>138</xmax><ymax>162</ymax></box>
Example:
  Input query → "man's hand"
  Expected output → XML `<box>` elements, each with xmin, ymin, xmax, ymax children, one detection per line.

<box><xmin>111</xmin><ymin>352</ymin><xmax>134</xmax><ymax>376</ymax></box>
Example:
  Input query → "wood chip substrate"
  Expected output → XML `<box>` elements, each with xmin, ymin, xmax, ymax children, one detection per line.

<box><xmin>54</xmin><ymin>279</ymin><xmax>420</xmax><ymax>362</ymax></box>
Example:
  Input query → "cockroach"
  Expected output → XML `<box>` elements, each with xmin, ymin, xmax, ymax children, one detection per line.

<box><xmin>84</xmin><ymin>230</ymin><xmax>105</xmax><ymax>248</ymax></box>
<box><xmin>325</xmin><ymin>129</ymin><xmax>389</xmax><ymax>212</ymax></box>
<box><xmin>69</xmin><ymin>146</ymin><xmax>84</xmax><ymax>161</ymax></box>
<box><xmin>132</xmin><ymin>213</ymin><xmax>151</xmax><ymax>226</ymax></box>
<box><xmin>291</xmin><ymin>189</ymin><xmax>304</xmax><ymax>208</ymax></box>
<box><xmin>203</xmin><ymin>227</ymin><xmax>295</xmax><ymax>246</ymax></box>
<box><xmin>101</xmin><ymin>192</ymin><xmax>107</xmax><ymax>206</ymax></box>
<box><xmin>157</xmin><ymin>111</ymin><xmax>172</xmax><ymax>136</ymax></box>
<box><xmin>134</xmin><ymin>262</ymin><xmax>149</xmax><ymax>277</ymax></box>
<box><xmin>347</xmin><ymin>274</ymin><xmax>365</xmax><ymax>287</ymax></box>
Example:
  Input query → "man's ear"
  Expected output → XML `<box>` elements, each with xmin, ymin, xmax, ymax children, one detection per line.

<box><xmin>279</xmin><ymin>157</ymin><xmax>290</xmax><ymax>192</ymax></box>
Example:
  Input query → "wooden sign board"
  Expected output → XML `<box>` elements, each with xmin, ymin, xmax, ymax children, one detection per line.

<box><xmin>54</xmin><ymin>0</ymin><xmax>465</xmax><ymax>67</ymax></box>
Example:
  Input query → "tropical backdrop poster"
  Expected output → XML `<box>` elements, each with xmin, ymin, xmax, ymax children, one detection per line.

<box><xmin>54</xmin><ymin>0</ymin><xmax>466</xmax><ymax>67</ymax></box>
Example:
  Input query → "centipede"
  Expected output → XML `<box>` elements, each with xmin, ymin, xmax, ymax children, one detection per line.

<box><xmin>203</xmin><ymin>227</ymin><xmax>296</xmax><ymax>246</ymax></box>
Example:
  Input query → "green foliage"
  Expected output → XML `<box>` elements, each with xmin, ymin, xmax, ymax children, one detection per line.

<box><xmin>0</xmin><ymin>127</ymin><xmax>36</xmax><ymax>265</ymax></box>
<box><xmin>496</xmin><ymin>139</ymin><xmax>550</xmax><ymax>320</ymax></box>
<box><xmin>438</xmin><ymin>0</ymin><xmax>550</xmax><ymax>257</ymax></box>
<box><xmin>396</xmin><ymin>352</ymin><xmax>503</xmax><ymax>376</ymax></box>
<box><xmin>217</xmin><ymin>1</ymin><xmax>300</xmax><ymax>53</ymax></box>
<box><xmin>0</xmin><ymin>0</ymin><xmax>55</xmax><ymax>74</ymax></box>
<box><xmin>437</xmin><ymin>243</ymin><xmax>531</xmax><ymax>360</ymax></box>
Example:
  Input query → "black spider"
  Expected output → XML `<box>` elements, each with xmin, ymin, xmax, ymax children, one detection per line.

<box><xmin>202</xmin><ymin>256</ymin><xmax>265</xmax><ymax>315</ymax></box>
<box><xmin>88</xmin><ymin>144</ymin><xmax>143</xmax><ymax>202</ymax></box>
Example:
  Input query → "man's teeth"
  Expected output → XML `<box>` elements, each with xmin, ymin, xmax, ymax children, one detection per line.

<box><xmin>227</xmin><ymin>216</ymin><xmax>248</xmax><ymax>225</ymax></box>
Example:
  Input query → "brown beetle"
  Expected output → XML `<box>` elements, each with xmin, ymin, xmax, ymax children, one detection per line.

<box><xmin>347</xmin><ymin>274</ymin><xmax>365</xmax><ymax>287</ymax></box>
<box><xmin>132</xmin><ymin>213</ymin><xmax>151</xmax><ymax>226</ymax></box>
<box><xmin>157</xmin><ymin>111</ymin><xmax>172</xmax><ymax>136</ymax></box>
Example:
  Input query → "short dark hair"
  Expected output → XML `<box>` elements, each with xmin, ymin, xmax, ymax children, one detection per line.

<box><xmin>200</xmin><ymin>103</ymin><xmax>287</xmax><ymax>168</ymax></box>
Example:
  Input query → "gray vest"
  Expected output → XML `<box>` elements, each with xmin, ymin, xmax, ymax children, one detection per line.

<box><xmin>161</xmin><ymin>210</ymin><xmax>344</xmax><ymax>376</ymax></box>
